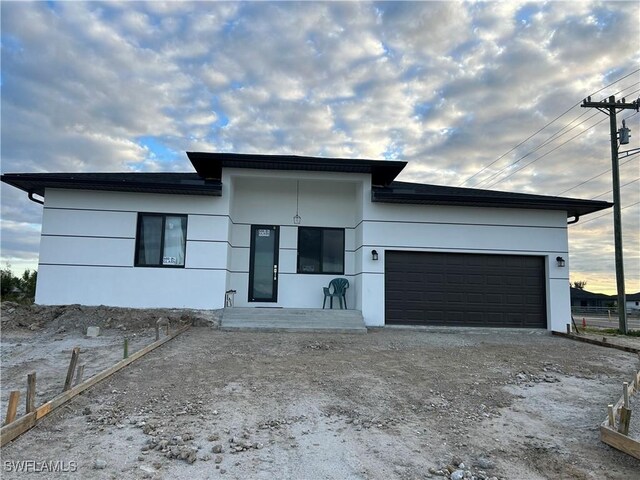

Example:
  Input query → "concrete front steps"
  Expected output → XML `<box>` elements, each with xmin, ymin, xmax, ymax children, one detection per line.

<box><xmin>220</xmin><ymin>308</ymin><xmax>367</xmax><ymax>333</ymax></box>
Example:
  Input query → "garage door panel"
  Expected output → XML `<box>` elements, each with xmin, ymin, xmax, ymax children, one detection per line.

<box><xmin>447</xmin><ymin>274</ymin><xmax>464</xmax><ymax>283</ymax></box>
<box><xmin>447</xmin><ymin>311</ymin><xmax>464</xmax><ymax>322</ymax></box>
<box><xmin>524</xmin><ymin>278</ymin><xmax>543</xmax><ymax>287</ymax></box>
<box><xmin>425</xmin><ymin>273</ymin><xmax>444</xmax><ymax>283</ymax></box>
<box><xmin>446</xmin><ymin>292</ymin><xmax>464</xmax><ymax>302</ymax></box>
<box><xmin>403</xmin><ymin>310</ymin><xmax>425</xmax><ymax>320</ymax></box>
<box><xmin>486</xmin><ymin>275</ymin><xmax>504</xmax><ymax>285</ymax></box>
<box><xmin>467</xmin><ymin>293</ymin><xmax>484</xmax><ymax>303</ymax></box>
<box><xmin>385</xmin><ymin>252</ymin><xmax>546</xmax><ymax>328</ymax></box>
<box><xmin>524</xmin><ymin>294</ymin><xmax>540</xmax><ymax>304</ymax></box>
<box><xmin>485</xmin><ymin>294</ymin><xmax>503</xmax><ymax>304</ymax></box>
<box><xmin>504</xmin><ymin>275</ymin><xmax>524</xmax><ymax>285</ymax></box>
<box><xmin>465</xmin><ymin>275</ymin><xmax>485</xmax><ymax>284</ymax></box>
<box><xmin>423</xmin><ymin>292</ymin><xmax>442</xmax><ymax>302</ymax></box>
<box><xmin>505</xmin><ymin>294</ymin><xmax>524</xmax><ymax>304</ymax></box>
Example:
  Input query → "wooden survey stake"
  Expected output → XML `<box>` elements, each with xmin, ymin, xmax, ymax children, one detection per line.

<box><xmin>63</xmin><ymin>347</ymin><xmax>80</xmax><ymax>392</ymax></box>
<box><xmin>74</xmin><ymin>364</ymin><xmax>85</xmax><ymax>386</ymax></box>
<box><xmin>1</xmin><ymin>324</ymin><xmax>190</xmax><ymax>447</ymax></box>
<box><xmin>4</xmin><ymin>391</ymin><xmax>20</xmax><ymax>426</ymax></box>
<box><xmin>26</xmin><ymin>373</ymin><xmax>36</xmax><ymax>414</ymax></box>
<box><xmin>618</xmin><ymin>383</ymin><xmax>632</xmax><ymax>435</ymax></box>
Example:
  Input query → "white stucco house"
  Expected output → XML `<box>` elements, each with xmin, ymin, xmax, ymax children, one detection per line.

<box><xmin>1</xmin><ymin>152</ymin><xmax>611</xmax><ymax>331</ymax></box>
<box><xmin>626</xmin><ymin>294</ymin><xmax>640</xmax><ymax>313</ymax></box>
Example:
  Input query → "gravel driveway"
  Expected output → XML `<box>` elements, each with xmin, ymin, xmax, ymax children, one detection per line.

<box><xmin>2</xmin><ymin>327</ymin><xmax>639</xmax><ymax>479</ymax></box>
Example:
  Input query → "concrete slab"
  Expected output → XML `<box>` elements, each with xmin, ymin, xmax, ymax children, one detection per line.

<box><xmin>220</xmin><ymin>308</ymin><xmax>367</xmax><ymax>333</ymax></box>
<box><xmin>86</xmin><ymin>326</ymin><xmax>100</xmax><ymax>337</ymax></box>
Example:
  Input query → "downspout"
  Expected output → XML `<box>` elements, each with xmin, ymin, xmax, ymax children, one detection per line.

<box><xmin>567</xmin><ymin>215</ymin><xmax>580</xmax><ymax>225</ymax></box>
<box><xmin>28</xmin><ymin>192</ymin><xmax>44</xmax><ymax>205</ymax></box>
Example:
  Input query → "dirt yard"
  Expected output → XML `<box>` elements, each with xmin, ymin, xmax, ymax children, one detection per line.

<box><xmin>0</xmin><ymin>303</ymin><xmax>219</xmax><ymax>420</ymax></box>
<box><xmin>1</xmin><ymin>304</ymin><xmax>640</xmax><ymax>479</ymax></box>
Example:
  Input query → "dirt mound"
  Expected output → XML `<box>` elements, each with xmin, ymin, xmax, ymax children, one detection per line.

<box><xmin>0</xmin><ymin>302</ymin><xmax>221</xmax><ymax>333</ymax></box>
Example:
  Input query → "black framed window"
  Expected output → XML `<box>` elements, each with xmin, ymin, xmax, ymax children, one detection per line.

<box><xmin>135</xmin><ymin>213</ymin><xmax>187</xmax><ymax>267</ymax></box>
<box><xmin>297</xmin><ymin>227</ymin><xmax>344</xmax><ymax>274</ymax></box>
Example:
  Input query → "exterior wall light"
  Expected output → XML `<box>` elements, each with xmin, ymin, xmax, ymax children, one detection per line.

<box><xmin>556</xmin><ymin>256</ymin><xmax>565</xmax><ymax>267</ymax></box>
<box><xmin>371</xmin><ymin>249</ymin><xmax>379</xmax><ymax>261</ymax></box>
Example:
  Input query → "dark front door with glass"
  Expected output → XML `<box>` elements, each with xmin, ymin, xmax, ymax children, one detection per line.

<box><xmin>248</xmin><ymin>225</ymin><xmax>280</xmax><ymax>302</ymax></box>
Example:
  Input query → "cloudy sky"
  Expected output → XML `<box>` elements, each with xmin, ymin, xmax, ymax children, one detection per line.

<box><xmin>1</xmin><ymin>1</ymin><xmax>639</xmax><ymax>295</ymax></box>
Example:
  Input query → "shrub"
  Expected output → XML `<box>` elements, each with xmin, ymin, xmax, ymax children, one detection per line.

<box><xmin>0</xmin><ymin>265</ymin><xmax>37</xmax><ymax>303</ymax></box>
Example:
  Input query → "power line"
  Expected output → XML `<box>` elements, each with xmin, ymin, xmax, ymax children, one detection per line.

<box><xmin>478</xmin><ymin>86</ymin><xmax>640</xmax><ymax>190</ymax></box>
<box><xmin>590</xmin><ymin>178</ymin><xmax>640</xmax><ymax>199</ymax></box>
<box><xmin>615</xmin><ymin>86</ymin><xmax>640</xmax><ymax>100</ymax></box>
<box><xmin>556</xmin><ymin>156</ymin><xmax>639</xmax><ymax>196</ymax></box>
<box><xmin>458</xmin><ymin>68</ymin><xmax>640</xmax><ymax>187</ymax></box>
<box><xmin>553</xmin><ymin>100</ymin><xmax>640</xmax><ymax>197</ymax></box>
<box><xmin>574</xmin><ymin>201</ymin><xmax>640</xmax><ymax>226</ymax></box>
<box><xmin>481</xmin><ymin>116</ymin><xmax>609</xmax><ymax>189</ymax></box>
<box><xmin>593</xmin><ymin>69</ymin><xmax>640</xmax><ymax>96</ymax></box>
<box><xmin>623</xmin><ymin>111</ymin><xmax>639</xmax><ymax>121</ymax></box>
<box><xmin>611</xmin><ymin>81</ymin><xmax>640</xmax><ymax>99</ymax></box>
<box><xmin>457</xmin><ymin>103</ymin><xmax>581</xmax><ymax>187</ymax></box>
<box><xmin>473</xmin><ymin>112</ymin><xmax>603</xmax><ymax>188</ymax></box>
<box><xmin>540</xmin><ymin>110</ymin><xmax>592</xmax><ymax>145</ymax></box>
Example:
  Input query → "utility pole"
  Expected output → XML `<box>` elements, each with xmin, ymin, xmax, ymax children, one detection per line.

<box><xmin>581</xmin><ymin>95</ymin><xmax>639</xmax><ymax>334</ymax></box>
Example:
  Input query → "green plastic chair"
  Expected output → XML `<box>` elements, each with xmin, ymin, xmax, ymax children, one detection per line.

<box><xmin>323</xmin><ymin>278</ymin><xmax>349</xmax><ymax>309</ymax></box>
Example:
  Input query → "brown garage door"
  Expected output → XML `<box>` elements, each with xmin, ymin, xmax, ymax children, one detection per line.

<box><xmin>385</xmin><ymin>251</ymin><xmax>547</xmax><ymax>328</ymax></box>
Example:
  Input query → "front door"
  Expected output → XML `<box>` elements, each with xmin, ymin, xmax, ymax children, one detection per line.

<box><xmin>248</xmin><ymin>225</ymin><xmax>279</xmax><ymax>302</ymax></box>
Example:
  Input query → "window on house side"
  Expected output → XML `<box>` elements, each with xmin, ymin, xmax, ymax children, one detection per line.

<box><xmin>135</xmin><ymin>213</ymin><xmax>187</xmax><ymax>267</ymax></box>
<box><xmin>297</xmin><ymin>227</ymin><xmax>344</xmax><ymax>274</ymax></box>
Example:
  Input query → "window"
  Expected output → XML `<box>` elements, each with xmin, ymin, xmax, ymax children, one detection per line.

<box><xmin>297</xmin><ymin>227</ymin><xmax>344</xmax><ymax>274</ymax></box>
<box><xmin>135</xmin><ymin>213</ymin><xmax>187</xmax><ymax>267</ymax></box>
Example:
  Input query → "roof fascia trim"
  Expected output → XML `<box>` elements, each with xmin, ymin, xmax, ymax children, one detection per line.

<box><xmin>186</xmin><ymin>152</ymin><xmax>407</xmax><ymax>186</ymax></box>
<box><xmin>370</xmin><ymin>189</ymin><xmax>612</xmax><ymax>218</ymax></box>
<box><xmin>0</xmin><ymin>174</ymin><xmax>222</xmax><ymax>197</ymax></box>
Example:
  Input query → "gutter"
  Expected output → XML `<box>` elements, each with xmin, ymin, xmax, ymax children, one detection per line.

<box><xmin>28</xmin><ymin>192</ymin><xmax>44</xmax><ymax>205</ymax></box>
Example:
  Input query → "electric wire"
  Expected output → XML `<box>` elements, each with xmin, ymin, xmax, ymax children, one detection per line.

<box><xmin>481</xmin><ymin>116</ymin><xmax>609</xmax><ymax>189</ymax></box>
<box><xmin>477</xmin><ymin>85</ymin><xmax>640</xmax><ymax>190</ymax></box>
<box><xmin>458</xmin><ymin>69</ymin><xmax>640</xmax><ymax>187</ymax></box>
<box><xmin>472</xmin><ymin>112</ymin><xmax>602</xmax><ymax>189</ymax></box>
<box><xmin>590</xmin><ymin>178</ymin><xmax>640</xmax><ymax>200</ymax></box>
<box><xmin>610</xmin><ymin>81</ymin><xmax>640</xmax><ymax>99</ymax></box>
<box><xmin>517</xmin><ymin>81</ymin><xmax>639</xmax><ymax>159</ymax></box>
<box><xmin>551</xmin><ymin>109</ymin><xmax>639</xmax><ymax>197</ymax></box>
<box><xmin>457</xmin><ymin>102</ymin><xmax>581</xmax><ymax>187</ymax></box>
<box><xmin>574</xmin><ymin>201</ymin><xmax>640</xmax><ymax>226</ymax></box>
<box><xmin>616</xmin><ymin>87</ymin><xmax>640</xmax><ymax>100</ymax></box>
<box><xmin>594</xmin><ymin>69</ymin><xmax>640</xmax><ymax>95</ymax></box>
<box><xmin>556</xmin><ymin>157</ymin><xmax>639</xmax><ymax>196</ymax></box>
<box><xmin>623</xmin><ymin>111</ymin><xmax>639</xmax><ymax>122</ymax></box>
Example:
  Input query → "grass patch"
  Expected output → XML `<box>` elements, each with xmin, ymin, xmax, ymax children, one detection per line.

<box><xmin>579</xmin><ymin>326</ymin><xmax>640</xmax><ymax>337</ymax></box>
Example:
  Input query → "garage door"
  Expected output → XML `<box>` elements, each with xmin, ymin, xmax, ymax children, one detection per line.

<box><xmin>385</xmin><ymin>251</ymin><xmax>547</xmax><ymax>328</ymax></box>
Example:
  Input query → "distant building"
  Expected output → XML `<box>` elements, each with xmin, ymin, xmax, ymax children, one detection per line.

<box><xmin>571</xmin><ymin>288</ymin><xmax>640</xmax><ymax>313</ymax></box>
<box><xmin>570</xmin><ymin>287</ymin><xmax>614</xmax><ymax>309</ymax></box>
<box><xmin>627</xmin><ymin>293</ymin><xmax>640</xmax><ymax>312</ymax></box>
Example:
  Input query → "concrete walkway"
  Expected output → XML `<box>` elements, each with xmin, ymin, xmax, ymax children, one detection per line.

<box><xmin>220</xmin><ymin>308</ymin><xmax>367</xmax><ymax>333</ymax></box>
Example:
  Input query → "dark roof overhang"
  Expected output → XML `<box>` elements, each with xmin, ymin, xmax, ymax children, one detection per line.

<box><xmin>187</xmin><ymin>152</ymin><xmax>407</xmax><ymax>186</ymax></box>
<box><xmin>0</xmin><ymin>172</ymin><xmax>222</xmax><ymax>197</ymax></box>
<box><xmin>372</xmin><ymin>181</ymin><xmax>612</xmax><ymax>219</ymax></box>
<box><xmin>1</xmin><ymin>154</ymin><xmax>611</xmax><ymax>220</ymax></box>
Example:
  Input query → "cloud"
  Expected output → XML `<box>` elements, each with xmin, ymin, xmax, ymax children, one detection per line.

<box><xmin>1</xmin><ymin>0</ymin><xmax>638</xmax><ymax>292</ymax></box>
